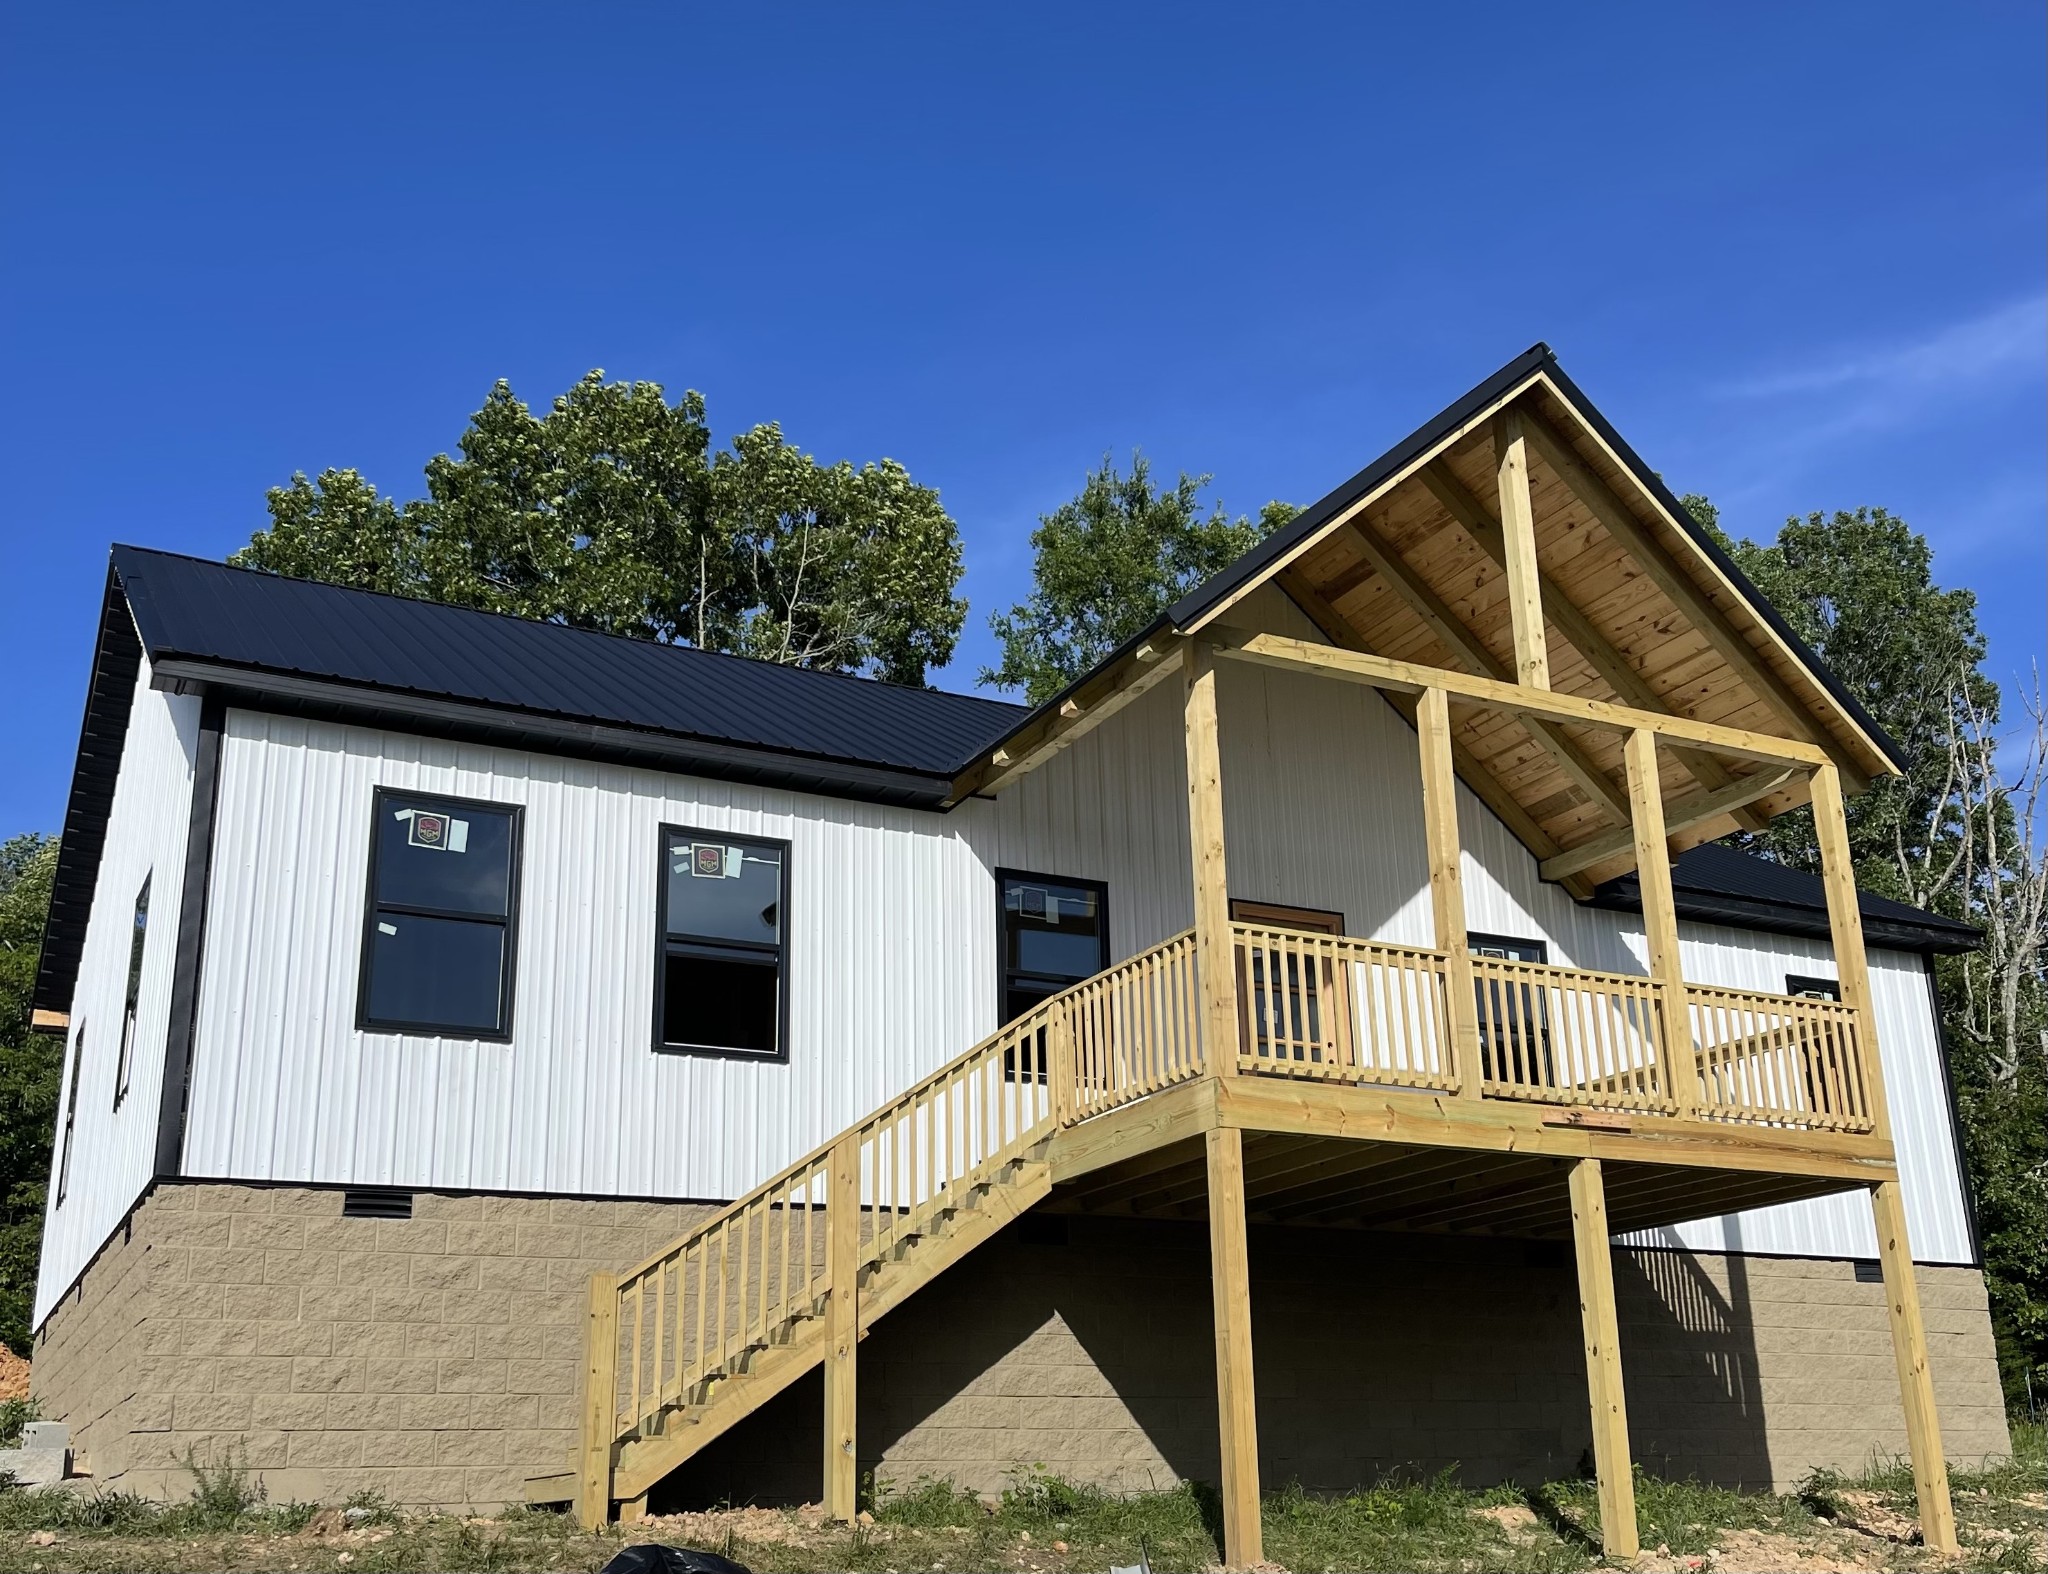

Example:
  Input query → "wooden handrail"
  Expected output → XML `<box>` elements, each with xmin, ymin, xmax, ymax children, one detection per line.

<box><xmin>1683</xmin><ymin>982</ymin><xmax>1875</xmax><ymax>1132</ymax></box>
<box><xmin>1229</xmin><ymin>925</ymin><xmax>1458</xmax><ymax>1091</ymax></box>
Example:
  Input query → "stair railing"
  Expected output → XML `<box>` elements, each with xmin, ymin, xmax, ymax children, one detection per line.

<box><xmin>595</xmin><ymin>928</ymin><xmax>1204</xmax><ymax>1459</ymax></box>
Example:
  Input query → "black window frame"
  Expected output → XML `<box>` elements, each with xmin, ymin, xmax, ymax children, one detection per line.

<box><xmin>57</xmin><ymin>1019</ymin><xmax>84</xmax><ymax>1207</ymax></box>
<box><xmin>1468</xmin><ymin>932</ymin><xmax>1554</xmax><ymax>1088</ymax></box>
<box><xmin>355</xmin><ymin>787</ymin><xmax>523</xmax><ymax>1042</ymax></box>
<box><xmin>1786</xmin><ymin>974</ymin><xmax>1841</xmax><ymax>1001</ymax></box>
<box><xmin>995</xmin><ymin>868</ymin><xmax>1111</xmax><ymax>1027</ymax></box>
<box><xmin>653</xmin><ymin>824</ymin><xmax>792</xmax><ymax>1062</ymax></box>
<box><xmin>115</xmin><ymin>871</ymin><xmax>150</xmax><ymax>1109</ymax></box>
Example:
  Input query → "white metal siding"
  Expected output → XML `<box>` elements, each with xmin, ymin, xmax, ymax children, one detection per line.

<box><xmin>34</xmin><ymin>656</ymin><xmax>201</xmax><ymax>1326</ymax></box>
<box><xmin>184</xmin><ymin>713</ymin><xmax>1000</xmax><ymax>1202</ymax></box>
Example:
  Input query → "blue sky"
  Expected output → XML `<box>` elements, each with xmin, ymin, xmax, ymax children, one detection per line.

<box><xmin>2</xmin><ymin>4</ymin><xmax>2042</xmax><ymax>834</ymax></box>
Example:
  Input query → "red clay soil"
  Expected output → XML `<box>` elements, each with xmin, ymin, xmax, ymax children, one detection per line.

<box><xmin>0</xmin><ymin>1345</ymin><xmax>30</xmax><ymax>1402</ymax></box>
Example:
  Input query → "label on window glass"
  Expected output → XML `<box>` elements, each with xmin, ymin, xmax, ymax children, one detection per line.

<box><xmin>395</xmin><ymin>808</ymin><xmax>470</xmax><ymax>853</ymax></box>
<box><xmin>689</xmin><ymin>842</ymin><xmax>745</xmax><ymax>879</ymax></box>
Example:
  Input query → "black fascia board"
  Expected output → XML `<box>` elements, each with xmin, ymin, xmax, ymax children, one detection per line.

<box><xmin>1586</xmin><ymin>873</ymin><xmax>1980</xmax><ymax>957</ymax></box>
<box><xmin>34</xmin><ymin>566</ymin><xmax>145</xmax><ymax>1016</ymax></box>
<box><xmin>149</xmin><ymin>660</ymin><xmax>964</xmax><ymax>810</ymax></box>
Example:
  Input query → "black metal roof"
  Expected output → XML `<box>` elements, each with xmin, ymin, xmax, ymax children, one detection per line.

<box><xmin>1591</xmin><ymin>841</ymin><xmax>1979</xmax><ymax>955</ymax></box>
<box><xmin>113</xmin><ymin>546</ymin><xmax>1026</xmax><ymax>794</ymax></box>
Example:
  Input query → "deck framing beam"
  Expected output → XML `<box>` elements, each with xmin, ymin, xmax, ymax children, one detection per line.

<box><xmin>1416</xmin><ymin>686</ymin><xmax>1484</xmax><ymax>1097</ymax></box>
<box><xmin>576</xmin><ymin>1274</ymin><xmax>619</xmax><ymax>1530</ymax></box>
<box><xmin>823</xmin><ymin>1134</ymin><xmax>860</xmax><ymax>1521</ymax></box>
<box><xmin>1871</xmin><ymin>1179</ymin><xmax>1959</xmax><ymax>1554</ymax></box>
<box><xmin>1209</xmin><ymin>628</ymin><xmax>1831</xmax><ymax>769</ymax></box>
<box><xmin>1624</xmin><ymin>731</ymin><xmax>1694</xmax><ymax>1119</ymax></box>
<box><xmin>1493</xmin><ymin>408</ymin><xmax>1551</xmax><ymax>689</ymax></box>
<box><xmin>1185</xmin><ymin>644</ymin><xmax>1239</xmax><ymax>1077</ymax></box>
<box><xmin>1542</xmin><ymin>765</ymin><xmax>1797</xmax><ymax>883</ymax></box>
<box><xmin>1812</xmin><ymin>761</ymin><xmax>1893</xmax><ymax>1141</ymax></box>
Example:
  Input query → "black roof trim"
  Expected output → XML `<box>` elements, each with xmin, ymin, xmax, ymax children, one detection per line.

<box><xmin>34</xmin><ymin>567</ymin><xmax>146</xmax><ymax>1015</ymax></box>
<box><xmin>1148</xmin><ymin>344</ymin><xmax>1902</xmax><ymax>771</ymax></box>
<box><xmin>1590</xmin><ymin>842</ymin><xmax>1979</xmax><ymax>956</ymax></box>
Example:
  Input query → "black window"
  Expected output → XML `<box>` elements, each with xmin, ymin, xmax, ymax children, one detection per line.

<box><xmin>998</xmin><ymin>871</ymin><xmax>1108</xmax><ymax>1024</ymax></box>
<box><xmin>1787</xmin><ymin>974</ymin><xmax>1840</xmax><ymax>1001</ymax></box>
<box><xmin>114</xmin><ymin>874</ymin><xmax>150</xmax><ymax>1108</ymax></box>
<box><xmin>358</xmin><ymin>792</ymin><xmax>520</xmax><ymax>1038</ymax></box>
<box><xmin>57</xmin><ymin>1021</ymin><xmax>84</xmax><ymax>1207</ymax></box>
<box><xmin>1469</xmin><ymin>933</ymin><xmax>1553</xmax><ymax>1087</ymax></box>
<box><xmin>657</xmin><ymin>829</ymin><xmax>788</xmax><ymax>1058</ymax></box>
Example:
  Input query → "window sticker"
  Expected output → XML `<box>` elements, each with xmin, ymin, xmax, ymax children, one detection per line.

<box><xmin>394</xmin><ymin>807</ymin><xmax>470</xmax><ymax>853</ymax></box>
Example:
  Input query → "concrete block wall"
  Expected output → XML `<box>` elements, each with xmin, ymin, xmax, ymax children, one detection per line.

<box><xmin>34</xmin><ymin>1184</ymin><xmax>2013</xmax><ymax>1513</ymax></box>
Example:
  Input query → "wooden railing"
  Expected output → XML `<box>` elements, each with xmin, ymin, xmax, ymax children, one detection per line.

<box><xmin>1231</xmin><ymin>925</ymin><xmax>1458</xmax><ymax>1091</ymax></box>
<box><xmin>1684</xmin><ymin>982</ymin><xmax>1876</xmax><ymax>1133</ymax></box>
<box><xmin>1469</xmin><ymin>953</ymin><xmax>1673</xmax><ymax>1114</ymax></box>
<box><xmin>603</xmin><ymin>930</ymin><xmax>1202</xmax><ymax>1449</ymax></box>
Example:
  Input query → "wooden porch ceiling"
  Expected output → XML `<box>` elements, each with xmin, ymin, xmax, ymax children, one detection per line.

<box><xmin>1042</xmin><ymin>1130</ymin><xmax>1865</xmax><ymax>1241</ymax></box>
<box><xmin>1268</xmin><ymin>378</ymin><xmax>1891</xmax><ymax>885</ymax></box>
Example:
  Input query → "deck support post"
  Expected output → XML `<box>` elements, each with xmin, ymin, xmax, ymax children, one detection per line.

<box><xmin>1811</xmin><ymin>762</ymin><xmax>1892</xmax><ymax>1138</ymax></box>
<box><xmin>1567</xmin><ymin>1158</ymin><xmax>1637</xmax><ymax>1560</ymax></box>
<box><xmin>1416</xmin><ymin>686</ymin><xmax>1483</xmax><ymax>1095</ymax></box>
<box><xmin>1871</xmin><ymin>1180</ymin><xmax>1958</xmax><ymax>1554</ymax></box>
<box><xmin>823</xmin><ymin>1133</ymin><xmax>861</xmax><ymax>1521</ymax></box>
<box><xmin>1623</xmin><ymin>730</ymin><xmax>1694</xmax><ymax>1117</ymax></box>
<box><xmin>576</xmin><ymin>1273</ymin><xmax>619</xmax><ymax>1531</ymax></box>
<box><xmin>1204</xmin><ymin>1126</ymin><xmax>1262</xmax><ymax>1569</ymax></box>
<box><xmin>1185</xmin><ymin>643</ymin><xmax>1239</xmax><ymax>1072</ymax></box>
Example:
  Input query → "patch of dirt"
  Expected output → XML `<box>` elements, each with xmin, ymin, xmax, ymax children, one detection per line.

<box><xmin>1634</xmin><ymin>1527</ymin><xmax>1888</xmax><ymax>1572</ymax></box>
<box><xmin>1474</xmin><ymin>1503</ymin><xmax>1544</xmax><ymax>1544</ymax></box>
<box><xmin>626</xmin><ymin>1503</ymin><xmax>831</xmax><ymax>1549</ymax></box>
<box><xmin>1828</xmin><ymin>1491</ymin><xmax>1924</xmax><ymax>1545</ymax></box>
<box><xmin>0</xmin><ymin>1347</ymin><xmax>30</xmax><ymax>1403</ymax></box>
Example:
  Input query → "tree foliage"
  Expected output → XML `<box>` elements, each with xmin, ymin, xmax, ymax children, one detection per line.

<box><xmin>983</xmin><ymin>453</ymin><xmax>1296</xmax><ymax>702</ymax></box>
<box><xmin>235</xmin><ymin>372</ymin><xmax>966</xmax><ymax>687</ymax></box>
<box><xmin>1691</xmin><ymin>496</ymin><xmax>2047</xmax><ymax>1415</ymax></box>
<box><xmin>0</xmin><ymin>835</ymin><xmax>60</xmax><ymax>1357</ymax></box>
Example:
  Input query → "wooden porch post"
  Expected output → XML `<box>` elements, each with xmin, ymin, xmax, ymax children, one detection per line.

<box><xmin>1567</xmin><ymin>1158</ymin><xmax>1638</xmax><ymax>1560</ymax></box>
<box><xmin>823</xmin><ymin>1133</ymin><xmax>861</xmax><ymax>1520</ymax></box>
<box><xmin>1870</xmin><ymin>1179</ymin><xmax>1959</xmax><ymax>1554</ymax></box>
<box><xmin>1205</xmin><ymin>1126</ymin><xmax>1263</xmax><ymax>1569</ymax></box>
<box><xmin>1623</xmin><ymin>730</ymin><xmax>1694</xmax><ymax>1117</ymax></box>
<box><xmin>1810</xmin><ymin>762</ymin><xmax>1892</xmax><ymax>1138</ymax></box>
<box><xmin>1416</xmin><ymin>686</ymin><xmax>1483</xmax><ymax>1096</ymax></box>
<box><xmin>1493</xmin><ymin>407</ymin><xmax>1550</xmax><ymax>689</ymax></box>
<box><xmin>1185</xmin><ymin>643</ymin><xmax>1239</xmax><ymax>1073</ymax></box>
<box><xmin>576</xmin><ymin>1273</ymin><xmax>619</xmax><ymax>1530</ymax></box>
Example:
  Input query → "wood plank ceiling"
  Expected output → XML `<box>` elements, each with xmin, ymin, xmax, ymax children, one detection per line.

<box><xmin>1276</xmin><ymin>379</ymin><xmax>1891</xmax><ymax>888</ymax></box>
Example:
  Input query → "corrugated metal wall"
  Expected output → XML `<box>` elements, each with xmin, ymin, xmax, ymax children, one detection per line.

<box><xmin>164</xmin><ymin>584</ymin><xmax>1971</xmax><ymax>1267</ymax></box>
<box><xmin>35</xmin><ymin>656</ymin><xmax>201</xmax><ymax>1326</ymax></box>
<box><xmin>185</xmin><ymin>713</ymin><xmax>1001</xmax><ymax>1202</ymax></box>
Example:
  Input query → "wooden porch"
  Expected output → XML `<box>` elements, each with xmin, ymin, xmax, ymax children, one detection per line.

<box><xmin>546</xmin><ymin>362</ymin><xmax>1958</xmax><ymax>1565</ymax></box>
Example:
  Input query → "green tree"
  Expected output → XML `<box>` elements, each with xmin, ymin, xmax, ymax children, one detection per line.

<box><xmin>0</xmin><ymin>835</ymin><xmax>61</xmax><ymax>1356</ymax></box>
<box><xmin>1689</xmin><ymin>496</ymin><xmax>2047</xmax><ymax>1414</ymax></box>
<box><xmin>983</xmin><ymin>453</ymin><xmax>1296</xmax><ymax>702</ymax></box>
<box><xmin>236</xmin><ymin>372</ymin><xmax>966</xmax><ymax>686</ymax></box>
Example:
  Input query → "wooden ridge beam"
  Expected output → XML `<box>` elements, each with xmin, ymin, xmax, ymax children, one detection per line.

<box><xmin>1514</xmin><ymin>403</ymin><xmax>1869</xmax><ymax>788</ymax></box>
<box><xmin>1493</xmin><ymin>408</ymin><xmax>1551</xmax><ymax>688</ymax></box>
<box><xmin>1342</xmin><ymin>514</ymin><xmax>1632</xmax><ymax>825</ymax></box>
<box><xmin>1275</xmin><ymin>569</ymin><xmax>1595</xmax><ymax>898</ymax></box>
<box><xmin>1540</xmin><ymin>765</ymin><xmax>1798</xmax><ymax>883</ymax></box>
<box><xmin>1419</xmin><ymin>459</ymin><xmax>1771</xmax><ymax>834</ymax></box>
<box><xmin>1209</xmin><ymin>627</ymin><xmax>1832</xmax><ymax>769</ymax></box>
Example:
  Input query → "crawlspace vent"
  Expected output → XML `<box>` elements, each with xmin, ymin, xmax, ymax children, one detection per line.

<box><xmin>341</xmin><ymin>1187</ymin><xmax>414</xmax><ymax>1221</ymax></box>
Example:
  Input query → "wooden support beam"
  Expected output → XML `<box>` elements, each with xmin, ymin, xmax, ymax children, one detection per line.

<box><xmin>1568</xmin><ymin>1158</ymin><xmax>1638</xmax><ymax>1560</ymax></box>
<box><xmin>576</xmin><ymin>1274</ymin><xmax>619</xmax><ymax>1531</ymax></box>
<box><xmin>1870</xmin><ymin>1179</ymin><xmax>1959</xmax><ymax>1555</ymax></box>
<box><xmin>1420</xmin><ymin>458</ymin><xmax>1771</xmax><ymax>833</ymax></box>
<box><xmin>949</xmin><ymin>633</ymin><xmax>1187</xmax><ymax>801</ymax></box>
<box><xmin>1541</xmin><ymin>766</ymin><xmax>1797</xmax><ymax>882</ymax></box>
<box><xmin>1515</xmin><ymin>405</ymin><xmax>1870</xmax><ymax>786</ymax></box>
<box><xmin>29</xmin><ymin>1009</ymin><xmax>67</xmax><ymax>1034</ymax></box>
<box><xmin>1625</xmin><ymin>731</ymin><xmax>1694</xmax><ymax>1120</ymax></box>
<box><xmin>823</xmin><ymin>1134</ymin><xmax>860</xmax><ymax>1521</ymax></box>
<box><xmin>1208</xmin><ymin>628</ymin><xmax>1832</xmax><ymax>769</ymax></box>
<box><xmin>1811</xmin><ymin>762</ymin><xmax>1892</xmax><ymax>1141</ymax></box>
<box><xmin>1417</xmin><ymin>687</ymin><xmax>1484</xmax><ymax>1098</ymax></box>
<box><xmin>1205</xmin><ymin>1126</ymin><xmax>1263</xmax><ymax>1569</ymax></box>
<box><xmin>1493</xmin><ymin>408</ymin><xmax>1550</xmax><ymax>688</ymax></box>
<box><xmin>1185</xmin><ymin>644</ymin><xmax>1239</xmax><ymax>1075</ymax></box>
<box><xmin>1343</xmin><ymin>514</ymin><xmax>1631</xmax><ymax>825</ymax></box>
<box><xmin>1275</xmin><ymin>569</ymin><xmax>1595</xmax><ymax>899</ymax></box>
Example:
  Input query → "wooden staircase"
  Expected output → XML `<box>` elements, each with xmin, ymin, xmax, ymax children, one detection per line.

<box><xmin>528</xmin><ymin>931</ymin><xmax>1205</xmax><ymax>1525</ymax></box>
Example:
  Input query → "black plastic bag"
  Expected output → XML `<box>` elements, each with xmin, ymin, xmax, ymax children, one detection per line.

<box><xmin>601</xmin><ymin>1546</ymin><xmax>753</xmax><ymax>1574</ymax></box>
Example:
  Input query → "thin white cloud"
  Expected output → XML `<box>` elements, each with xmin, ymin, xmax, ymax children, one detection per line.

<box><xmin>1718</xmin><ymin>294</ymin><xmax>2047</xmax><ymax>402</ymax></box>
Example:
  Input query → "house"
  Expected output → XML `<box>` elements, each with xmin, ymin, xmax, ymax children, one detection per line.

<box><xmin>29</xmin><ymin>346</ymin><xmax>2009</xmax><ymax>1564</ymax></box>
